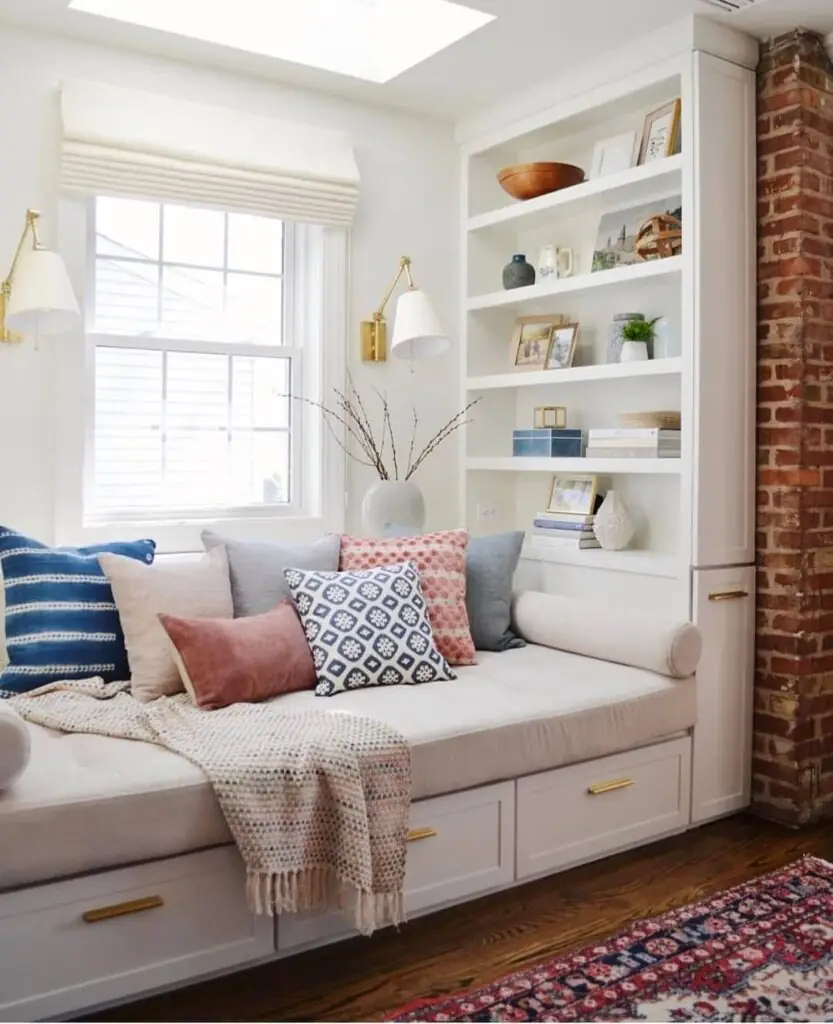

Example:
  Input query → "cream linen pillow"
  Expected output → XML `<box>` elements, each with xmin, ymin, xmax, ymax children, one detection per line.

<box><xmin>98</xmin><ymin>547</ymin><xmax>233</xmax><ymax>702</ymax></box>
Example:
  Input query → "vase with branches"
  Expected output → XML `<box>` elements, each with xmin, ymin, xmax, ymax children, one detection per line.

<box><xmin>295</xmin><ymin>376</ymin><xmax>479</xmax><ymax>535</ymax></box>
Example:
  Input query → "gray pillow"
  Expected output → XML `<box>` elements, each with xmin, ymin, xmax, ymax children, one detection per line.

<box><xmin>201</xmin><ymin>531</ymin><xmax>341</xmax><ymax>617</ymax></box>
<box><xmin>466</xmin><ymin>532</ymin><xmax>526</xmax><ymax>652</ymax></box>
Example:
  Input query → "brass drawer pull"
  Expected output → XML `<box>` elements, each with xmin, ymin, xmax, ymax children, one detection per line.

<box><xmin>407</xmin><ymin>827</ymin><xmax>439</xmax><ymax>842</ymax></box>
<box><xmin>708</xmin><ymin>590</ymin><xmax>749</xmax><ymax>602</ymax></box>
<box><xmin>588</xmin><ymin>778</ymin><xmax>634</xmax><ymax>796</ymax></box>
<box><xmin>82</xmin><ymin>895</ymin><xmax>164</xmax><ymax>924</ymax></box>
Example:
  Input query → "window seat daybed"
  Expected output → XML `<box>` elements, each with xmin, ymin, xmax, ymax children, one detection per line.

<box><xmin>0</xmin><ymin>643</ymin><xmax>696</xmax><ymax>891</ymax></box>
<box><xmin>0</xmin><ymin>591</ymin><xmax>702</xmax><ymax>1022</ymax></box>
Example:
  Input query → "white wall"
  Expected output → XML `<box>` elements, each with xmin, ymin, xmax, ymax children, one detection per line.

<box><xmin>0</xmin><ymin>23</ymin><xmax>459</xmax><ymax>543</ymax></box>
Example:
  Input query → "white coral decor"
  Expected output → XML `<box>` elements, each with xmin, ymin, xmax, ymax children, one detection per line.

<box><xmin>593</xmin><ymin>490</ymin><xmax>636</xmax><ymax>551</ymax></box>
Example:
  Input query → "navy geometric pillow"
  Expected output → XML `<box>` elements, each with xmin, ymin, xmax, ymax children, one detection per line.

<box><xmin>284</xmin><ymin>560</ymin><xmax>455</xmax><ymax>697</ymax></box>
<box><xmin>0</xmin><ymin>528</ymin><xmax>156</xmax><ymax>696</ymax></box>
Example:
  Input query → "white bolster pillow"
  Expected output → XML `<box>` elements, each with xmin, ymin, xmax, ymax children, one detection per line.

<box><xmin>0</xmin><ymin>702</ymin><xmax>31</xmax><ymax>789</ymax></box>
<box><xmin>512</xmin><ymin>591</ymin><xmax>702</xmax><ymax>679</ymax></box>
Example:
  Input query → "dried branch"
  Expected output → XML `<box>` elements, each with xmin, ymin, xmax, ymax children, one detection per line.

<box><xmin>405</xmin><ymin>406</ymin><xmax>419</xmax><ymax>480</ymax></box>
<box><xmin>285</xmin><ymin>387</ymin><xmax>480</xmax><ymax>483</ymax></box>
<box><xmin>406</xmin><ymin>399</ymin><xmax>481</xmax><ymax>480</ymax></box>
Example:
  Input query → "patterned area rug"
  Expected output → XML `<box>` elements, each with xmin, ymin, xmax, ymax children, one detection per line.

<box><xmin>388</xmin><ymin>856</ymin><xmax>833</xmax><ymax>1022</ymax></box>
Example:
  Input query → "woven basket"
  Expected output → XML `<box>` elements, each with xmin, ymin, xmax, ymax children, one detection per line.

<box><xmin>619</xmin><ymin>410</ymin><xmax>682</xmax><ymax>430</ymax></box>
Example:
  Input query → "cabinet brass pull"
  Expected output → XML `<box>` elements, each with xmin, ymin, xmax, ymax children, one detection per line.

<box><xmin>82</xmin><ymin>895</ymin><xmax>164</xmax><ymax>924</ymax></box>
<box><xmin>588</xmin><ymin>778</ymin><xmax>634</xmax><ymax>796</ymax></box>
<box><xmin>407</xmin><ymin>827</ymin><xmax>439</xmax><ymax>842</ymax></box>
<box><xmin>708</xmin><ymin>590</ymin><xmax>749</xmax><ymax>602</ymax></box>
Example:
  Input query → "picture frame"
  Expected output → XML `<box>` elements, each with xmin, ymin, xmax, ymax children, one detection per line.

<box><xmin>590</xmin><ymin>131</ymin><xmax>638</xmax><ymax>178</ymax></box>
<box><xmin>547</xmin><ymin>474</ymin><xmax>598</xmax><ymax>517</ymax></box>
<box><xmin>592</xmin><ymin>194</ymin><xmax>682</xmax><ymax>272</ymax></box>
<box><xmin>534</xmin><ymin>406</ymin><xmax>567</xmax><ymax>429</ymax></box>
<box><xmin>510</xmin><ymin>314</ymin><xmax>565</xmax><ymax>371</ymax></box>
<box><xmin>546</xmin><ymin>323</ymin><xmax>579</xmax><ymax>370</ymax></box>
<box><xmin>638</xmin><ymin>99</ymin><xmax>681</xmax><ymax>165</ymax></box>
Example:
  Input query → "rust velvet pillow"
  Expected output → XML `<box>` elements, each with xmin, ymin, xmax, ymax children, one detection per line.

<box><xmin>158</xmin><ymin>600</ymin><xmax>316</xmax><ymax>710</ymax></box>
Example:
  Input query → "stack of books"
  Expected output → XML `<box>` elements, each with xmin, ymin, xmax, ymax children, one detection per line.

<box><xmin>585</xmin><ymin>428</ymin><xmax>681</xmax><ymax>459</ymax></box>
<box><xmin>530</xmin><ymin>511</ymin><xmax>600</xmax><ymax>549</ymax></box>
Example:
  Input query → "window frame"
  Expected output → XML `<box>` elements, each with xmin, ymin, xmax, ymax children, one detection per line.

<box><xmin>53</xmin><ymin>194</ymin><xmax>347</xmax><ymax>553</ymax></box>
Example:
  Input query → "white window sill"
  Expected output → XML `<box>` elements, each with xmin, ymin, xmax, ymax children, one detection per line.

<box><xmin>61</xmin><ymin>514</ymin><xmax>339</xmax><ymax>554</ymax></box>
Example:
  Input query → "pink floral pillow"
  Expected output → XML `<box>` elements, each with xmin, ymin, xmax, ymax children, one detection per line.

<box><xmin>339</xmin><ymin>529</ymin><xmax>476</xmax><ymax>666</ymax></box>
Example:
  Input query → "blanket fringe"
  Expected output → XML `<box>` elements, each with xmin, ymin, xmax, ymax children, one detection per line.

<box><xmin>246</xmin><ymin>867</ymin><xmax>405</xmax><ymax>936</ymax></box>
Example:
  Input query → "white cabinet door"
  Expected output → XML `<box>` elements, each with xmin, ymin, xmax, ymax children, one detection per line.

<box><xmin>690</xmin><ymin>52</ymin><xmax>756</xmax><ymax>568</ymax></box>
<box><xmin>691</xmin><ymin>566</ymin><xmax>755</xmax><ymax>822</ymax></box>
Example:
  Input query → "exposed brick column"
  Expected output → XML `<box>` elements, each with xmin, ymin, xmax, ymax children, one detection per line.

<box><xmin>756</xmin><ymin>30</ymin><xmax>833</xmax><ymax>825</ymax></box>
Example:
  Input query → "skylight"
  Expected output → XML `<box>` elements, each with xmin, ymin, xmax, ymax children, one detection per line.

<box><xmin>68</xmin><ymin>0</ymin><xmax>495</xmax><ymax>83</ymax></box>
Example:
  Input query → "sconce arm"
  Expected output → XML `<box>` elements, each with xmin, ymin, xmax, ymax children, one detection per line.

<box><xmin>1</xmin><ymin>209</ymin><xmax>42</xmax><ymax>343</ymax></box>
<box><xmin>372</xmin><ymin>256</ymin><xmax>415</xmax><ymax>322</ymax></box>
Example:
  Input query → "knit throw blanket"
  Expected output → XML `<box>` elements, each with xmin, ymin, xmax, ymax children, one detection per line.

<box><xmin>9</xmin><ymin>678</ymin><xmax>412</xmax><ymax>935</ymax></box>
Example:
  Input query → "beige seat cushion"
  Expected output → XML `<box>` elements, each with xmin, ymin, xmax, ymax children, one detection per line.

<box><xmin>0</xmin><ymin>645</ymin><xmax>696</xmax><ymax>890</ymax></box>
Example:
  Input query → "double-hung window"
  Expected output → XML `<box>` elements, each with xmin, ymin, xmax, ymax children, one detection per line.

<box><xmin>86</xmin><ymin>196</ymin><xmax>304</xmax><ymax>525</ymax></box>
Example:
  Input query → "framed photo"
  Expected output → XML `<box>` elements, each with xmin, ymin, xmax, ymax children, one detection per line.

<box><xmin>546</xmin><ymin>323</ymin><xmax>579</xmax><ymax>370</ymax></box>
<box><xmin>638</xmin><ymin>99</ymin><xmax>681</xmax><ymax>165</ymax></box>
<box><xmin>547</xmin><ymin>474</ymin><xmax>598</xmax><ymax>517</ymax></box>
<box><xmin>592</xmin><ymin>194</ymin><xmax>682</xmax><ymax>272</ymax></box>
<box><xmin>510</xmin><ymin>314</ymin><xmax>565</xmax><ymax>371</ymax></box>
<box><xmin>590</xmin><ymin>131</ymin><xmax>637</xmax><ymax>178</ymax></box>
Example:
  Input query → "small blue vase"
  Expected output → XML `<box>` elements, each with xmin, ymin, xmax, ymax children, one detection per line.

<box><xmin>503</xmin><ymin>254</ymin><xmax>536</xmax><ymax>290</ymax></box>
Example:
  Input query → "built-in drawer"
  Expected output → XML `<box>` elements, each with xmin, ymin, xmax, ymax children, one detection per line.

<box><xmin>278</xmin><ymin>779</ymin><xmax>515</xmax><ymax>952</ymax></box>
<box><xmin>0</xmin><ymin>846</ymin><xmax>273</xmax><ymax>1022</ymax></box>
<box><xmin>516</xmin><ymin>736</ymin><xmax>692</xmax><ymax>880</ymax></box>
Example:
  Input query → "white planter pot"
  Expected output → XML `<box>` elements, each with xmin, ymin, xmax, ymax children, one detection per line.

<box><xmin>592</xmin><ymin>490</ymin><xmax>636</xmax><ymax>551</ymax></box>
<box><xmin>619</xmin><ymin>340</ymin><xmax>649</xmax><ymax>363</ymax></box>
<box><xmin>361</xmin><ymin>480</ymin><xmax>426</xmax><ymax>538</ymax></box>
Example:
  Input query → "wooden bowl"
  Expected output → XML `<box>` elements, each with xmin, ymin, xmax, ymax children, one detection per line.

<box><xmin>497</xmin><ymin>162</ymin><xmax>585</xmax><ymax>201</ymax></box>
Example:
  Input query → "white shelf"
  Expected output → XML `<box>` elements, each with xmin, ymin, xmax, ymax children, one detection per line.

<box><xmin>520</xmin><ymin>542</ymin><xmax>684</xmax><ymax>579</ymax></box>
<box><xmin>467</xmin><ymin>156</ymin><xmax>683</xmax><ymax>235</ymax></box>
<box><xmin>467</xmin><ymin>256</ymin><xmax>682</xmax><ymax>313</ymax></box>
<box><xmin>467</xmin><ymin>456</ymin><xmax>682</xmax><ymax>475</ymax></box>
<box><xmin>467</xmin><ymin>357</ymin><xmax>682</xmax><ymax>392</ymax></box>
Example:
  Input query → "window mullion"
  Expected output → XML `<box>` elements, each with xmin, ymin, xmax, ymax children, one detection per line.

<box><xmin>156</xmin><ymin>204</ymin><xmax>165</xmax><ymax>334</ymax></box>
<box><xmin>160</xmin><ymin>349</ymin><xmax>169</xmax><ymax>510</ymax></box>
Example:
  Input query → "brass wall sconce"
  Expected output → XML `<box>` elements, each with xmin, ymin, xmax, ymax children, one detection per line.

<box><xmin>1</xmin><ymin>209</ymin><xmax>79</xmax><ymax>342</ymax></box>
<box><xmin>361</xmin><ymin>255</ymin><xmax>449</xmax><ymax>363</ymax></box>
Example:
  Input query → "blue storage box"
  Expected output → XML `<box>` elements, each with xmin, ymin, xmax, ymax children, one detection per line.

<box><xmin>512</xmin><ymin>428</ymin><xmax>583</xmax><ymax>458</ymax></box>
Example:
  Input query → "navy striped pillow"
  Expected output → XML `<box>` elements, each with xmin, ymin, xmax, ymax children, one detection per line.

<box><xmin>0</xmin><ymin>529</ymin><xmax>156</xmax><ymax>696</ymax></box>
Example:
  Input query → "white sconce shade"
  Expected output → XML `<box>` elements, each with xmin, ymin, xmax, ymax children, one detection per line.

<box><xmin>390</xmin><ymin>289</ymin><xmax>450</xmax><ymax>361</ymax></box>
<box><xmin>5</xmin><ymin>246</ymin><xmax>80</xmax><ymax>335</ymax></box>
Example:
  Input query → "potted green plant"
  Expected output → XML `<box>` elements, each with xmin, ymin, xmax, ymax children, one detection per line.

<box><xmin>620</xmin><ymin>316</ymin><xmax>660</xmax><ymax>363</ymax></box>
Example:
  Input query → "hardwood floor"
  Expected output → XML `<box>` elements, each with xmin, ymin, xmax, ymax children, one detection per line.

<box><xmin>86</xmin><ymin>814</ymin><xmax>833</xmax><ymax>1023</ymax></box>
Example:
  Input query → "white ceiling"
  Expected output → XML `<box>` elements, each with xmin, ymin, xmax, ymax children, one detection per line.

<box><xmin>711</xmin><ymin>0</ymin><xmax>833</xmax><ymax>38</ymax></box>
<box><xmin>0</xmin><ymin>0</ymin><xmax>828</xmax><ymax>119</ymax></box>
<box><xmin>0</xmin><ymin>0</ymin><xmax>696</xmax><ymax>117</ymax></box>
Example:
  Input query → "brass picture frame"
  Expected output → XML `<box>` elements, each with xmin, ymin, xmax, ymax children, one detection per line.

<box><xmin>546</xmin><ymin>323</ymin><xmax>580</xmax><ymax>370</ymax></box>
<box><xmin>547</xmin><ymin>474</ymin><xmax>599</xmax><ymax>517</ymax></box>
<box><xmin>638</xmin><ymin>99</ymin><xmax>681</xmax><ymax>165</ymax></box>
<box><xmin>510</xmin><ymin>314</ymin><xmax>565</xmax><ymax>371</ymax></box>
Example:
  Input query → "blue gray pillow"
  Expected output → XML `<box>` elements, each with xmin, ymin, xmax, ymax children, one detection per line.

<box><xmin>466</xmin><ymin>532</ymin><xmax>526</xmax><ymax>652</ymax></box>
<box><xmin>0</xmin><ymin>528</ymin><xmax>156</xmax><ymax>696</ymax></box>
<box><xmin>202</xmin><ymin>530</ymin><xmax>341</xmax><ymax>617</ymax></box>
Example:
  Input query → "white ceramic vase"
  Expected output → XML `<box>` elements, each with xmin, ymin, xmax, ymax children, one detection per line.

<box><xmin>361</xmin><ymin>480</ymin><xmax>426</xmax><ymax>538</ymax></box>
<box><xmin>592</xmin><ymin>490</ymin><xmax>635</xmax><ymax>551</ymax></box>
<box><xmin>652</xmin><ymin>315</ymin><xmax>681</xmax><ymax>359</ymax></box>
<box><xmin>620</xmin><ymin>340</ymin><xmax>649</xmax><ymax>363</ymax></box>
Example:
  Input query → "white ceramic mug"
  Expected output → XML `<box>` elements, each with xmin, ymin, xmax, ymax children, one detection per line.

<box><xmin>537</xmin><ymin>245</ymin><xmax>575</xmax><ymax>280</ymax></box>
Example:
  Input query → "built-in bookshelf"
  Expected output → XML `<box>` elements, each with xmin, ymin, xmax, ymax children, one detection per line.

<box><xmin>458</xmin><ymin>26</ymin><xmax>757</xmax><ymax>824</ymax></box>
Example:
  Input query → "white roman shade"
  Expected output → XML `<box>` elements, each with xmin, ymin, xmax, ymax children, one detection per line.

<box><xmin>60</xmin><ymin>80</ymin><xmax>360</xmax><ymax>227</ymax></box>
